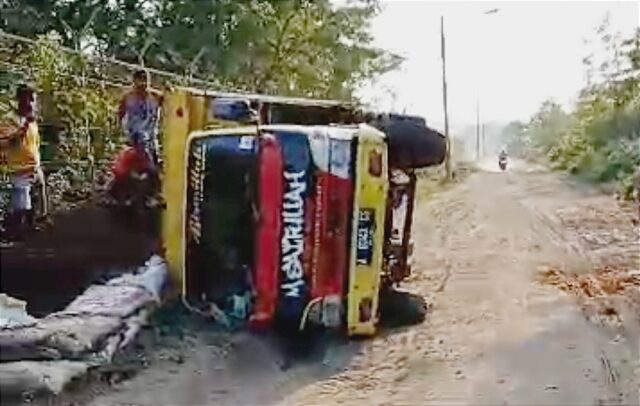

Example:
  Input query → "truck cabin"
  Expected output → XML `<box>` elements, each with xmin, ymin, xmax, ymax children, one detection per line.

<box><xmin>166</xmin><ymin>90</ymin><xmax>445</xmax><ymax>334</ymax></box>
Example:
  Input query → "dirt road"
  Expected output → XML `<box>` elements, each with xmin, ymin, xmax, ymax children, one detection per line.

<box><xmin>76</xmin><ymin>159</ymin><xmax>639</xmax><ymax>406</ymax></box>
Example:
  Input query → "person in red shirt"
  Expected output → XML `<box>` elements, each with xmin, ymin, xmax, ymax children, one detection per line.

<box><xmin>108</xmin><ymin>145</ymin><xmax>153</xmax><ymax>204</ymax></box>
<box><xmin>110</xmin><ymin>70</ymin><xmax>163</xmax><ymax>207</ymax></box>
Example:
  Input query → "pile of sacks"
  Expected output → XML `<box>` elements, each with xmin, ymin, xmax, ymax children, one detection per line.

<box><xmin>0</xmin><ymin>255</ymin><xmax>168</xmax><ymax>398</ymax></box>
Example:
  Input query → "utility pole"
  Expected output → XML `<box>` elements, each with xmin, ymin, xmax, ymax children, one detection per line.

<box><xmin>475</xmin><ymin>8</ymin><xmax>499</xmax><ymax>161</ymax></box>
<box><xmin>476</xmin><ymin>98</ymin><xmax>480</xmax><ymax>160</ymax></box>
<box><xmin>481</xmin><ymin>123</ymin><xmax>486</xmax><ymax>157</ymax></box>
<box><xmin>441</xmin><ymin>16</ymin><xmax>452</xmax><ymax>181</ymax></box>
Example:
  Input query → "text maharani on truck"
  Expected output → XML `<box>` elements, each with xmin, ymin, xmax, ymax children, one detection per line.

<box><xmin>158</xmin><ymin>87</ymin><xmax>446</xmax><ymax>337</ymax></box>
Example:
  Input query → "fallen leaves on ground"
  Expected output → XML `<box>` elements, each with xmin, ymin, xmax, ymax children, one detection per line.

<box><xmin>538</xmin><ymin>266</ymin><xmax>640</xmax><ymax>328</ymax></box>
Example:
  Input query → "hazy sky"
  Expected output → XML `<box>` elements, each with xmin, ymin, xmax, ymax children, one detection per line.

<box><xmin>357</xmin><ymin>1</ymin><xmax>639</xmax><ymax>130</ymax></box>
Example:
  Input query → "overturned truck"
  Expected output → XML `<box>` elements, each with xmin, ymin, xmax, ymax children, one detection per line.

<box><xmin>160</xmin><ymin>89</ymin><xmax>446</xmax><ymax>337</ymax></box>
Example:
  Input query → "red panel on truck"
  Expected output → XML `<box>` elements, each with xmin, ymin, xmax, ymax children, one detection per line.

<box><xmin>250</xmin><ymin>134</ymin><xmax>284</xmax><ymax>329</ymax></box>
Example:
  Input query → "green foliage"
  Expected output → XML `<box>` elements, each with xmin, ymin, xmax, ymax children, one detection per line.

<box><xmin>500</xmin><ymin>121</ymin><xmax>527</xmax><ymax>156</ymax></box>
<box><xmin>501</xmin><ymin>21</ymin><xmax>640</xmax><ymax>199</ymax></box>
<box><xmin>527</xmin><ymin>100</ymin><xmax>574</xmax><ymax>156</ymax></box>
<box><xmin>1</xmin><ymin>0</ymin><xmax>402</xmax><ymax>100</ymax></box>
<box><xmin>14</xmin><ymin>34</ymin><xmax>121</xmax><ymax>162</ymax></box>
<box><xmin>0</xmin><ymin>34</ymin><xmax>122</xmax><ymax>213</ymax></box>
<box><xmin>0</xmin><ymin>1</ymin><xmax>402</xmax><ymax>214</ymax></box>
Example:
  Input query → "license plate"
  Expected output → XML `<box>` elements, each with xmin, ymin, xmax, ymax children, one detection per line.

<box><xmin>356</xmin><ymin>209</ymin><xmax>375</xmax><ymax>265</ymax></box>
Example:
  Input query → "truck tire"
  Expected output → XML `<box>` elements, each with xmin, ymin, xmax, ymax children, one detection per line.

<box><xmin>378</xmin><ymin>288</ymin><xmax>428</xmax><ymax>328</ymax></box>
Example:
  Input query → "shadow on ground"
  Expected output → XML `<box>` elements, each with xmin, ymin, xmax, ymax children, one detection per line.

<box><xmin>1</xmin><ymin>205</ymin><xmax>159</xmax><ymax>316</ymax></box>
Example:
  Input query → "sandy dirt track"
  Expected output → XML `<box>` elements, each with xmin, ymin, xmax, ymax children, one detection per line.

<box><xmin>49</xmin><ymin>159</ymin><xmax>638</xmax><ymax>406</ymax></box>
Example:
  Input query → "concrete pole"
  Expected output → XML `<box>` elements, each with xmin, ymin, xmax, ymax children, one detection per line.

<box><xmin>482</xmin><ymin>123</ymin><xmax>486</xmax><ymax>157</ymax></box>
<box><xmin>441</xmin><ymin>16</ymin><xmax>452</xmax><ymax>181</ymax></box>
<box><xmin>476</xmin><ymin>98</ymin><xmax>480</xmax><ymax>160</ymax></box>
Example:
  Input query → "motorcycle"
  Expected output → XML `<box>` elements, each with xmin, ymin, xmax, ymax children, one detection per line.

<box><xmin>498</xmin><ymin>154</ymin><xmax>507</xmax><ymax>171</ymax></box>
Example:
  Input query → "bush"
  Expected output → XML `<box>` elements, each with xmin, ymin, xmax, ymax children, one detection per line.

<box><xmin>1</xmin><ymin>34</ymin><xmax>124</xmax><ymax>217</ymax></box>
<box><xmin>504</xmin><ymin>26</ymin><xmax>639</xmax><ymax>199</ymax></box>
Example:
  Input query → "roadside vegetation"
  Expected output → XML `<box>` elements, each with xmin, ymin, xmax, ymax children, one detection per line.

<box><xmin>501</xmin><ymin>19</ymin><xmax>639</xmax><ymax>199</ymax></box>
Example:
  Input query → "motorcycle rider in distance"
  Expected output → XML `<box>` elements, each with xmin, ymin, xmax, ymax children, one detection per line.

<box><xmin>498</xmin><ymin>148</ymin><xmax>508</xmax><ymax>170</ymax></box>
<box><xmin>115</xmin><ymin>69</ymin><xmax>163</xmax><ymax>208</ymax></box>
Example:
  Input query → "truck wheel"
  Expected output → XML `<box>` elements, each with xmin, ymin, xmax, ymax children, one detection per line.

<box><xmin>378</xmin><ymin>288</ymin><xmax>428</xmax><ymax>328</ymax></box>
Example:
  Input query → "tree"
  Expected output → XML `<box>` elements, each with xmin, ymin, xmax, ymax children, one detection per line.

<box><xmin>0</xmin><ymin>0</ymin><xmax>402</xmax><ymax>100</ymax></box>
<box><xmin>516</xmin><ymin>17</ymin><xmax>639</xmax><ymax>196</ymax></box>
<box><xmin>526</xmin><ymin>100</ymin><xmax>572</xmax><ymax>154</ymax></box>
<box><xmin>500</xmin><ymin>120</ymin><xmax>527</xmax><ymax>157</ymax></box>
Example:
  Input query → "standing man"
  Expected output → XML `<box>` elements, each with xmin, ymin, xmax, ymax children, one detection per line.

<box><xmin>1</xmin><ymin>84</ymin><xmax>44</xmax><ymax>240</ymax></box>
<box><xmin>117</xmin><ymin>69</ymin><xmax>162</xmax><ymax>206</ymax></box>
